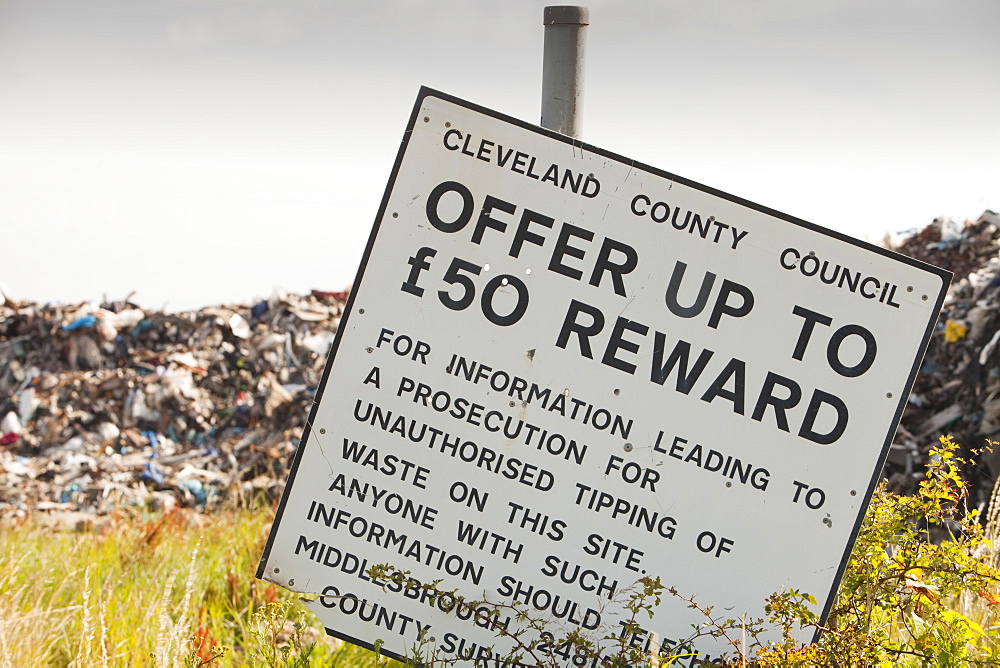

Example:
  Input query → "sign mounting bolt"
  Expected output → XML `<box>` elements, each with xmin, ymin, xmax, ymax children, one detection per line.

<box><xmin>623</xmin><ymin>443</ymin><xmax>633</xmax><ymax>452</ymax></box>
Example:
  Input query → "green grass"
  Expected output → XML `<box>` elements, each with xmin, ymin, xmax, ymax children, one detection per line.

<box><xmin>0</xmin><ymin>504</ymin><xmax>391</xmax><ymax>667</ymax></box>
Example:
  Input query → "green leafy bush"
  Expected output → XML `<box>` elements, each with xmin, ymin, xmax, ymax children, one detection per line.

<box><xmin>364</xmin><ymin>435</ymin><xmax>1000</xmax><ymax>666</ymax></box>
<box><xmin>753</xmin><ymin>435</ymin><xmax>1000</xmax><ymax>666</ymax></box>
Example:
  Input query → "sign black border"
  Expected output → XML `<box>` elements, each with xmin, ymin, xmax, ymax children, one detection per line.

<box><xmin>258</xmin><ymin>85</ymin><xmax>952</xmax><ymax>656</ymax></box>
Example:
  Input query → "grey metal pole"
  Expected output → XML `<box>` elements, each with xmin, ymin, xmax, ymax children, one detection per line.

<box><xmin>541</xmin><ymin>6</ymin><xmax>589</xmax><ymax>139</ymax></box>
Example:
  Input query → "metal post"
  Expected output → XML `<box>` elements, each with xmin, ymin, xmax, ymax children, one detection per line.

<box><xmin>541</xmin><ymin>6</ymin><xmax>589</xmax><ymax>138</ymax></box>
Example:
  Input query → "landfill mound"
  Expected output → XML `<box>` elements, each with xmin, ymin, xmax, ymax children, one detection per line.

<box><xmin>0</xmin><ymin>288</ymin><xmax>347</xmax><ymax>523</ymax></box>
<box><xmin>3</xmin><ymin>212</ymin><xmax>1000</xmax><ymax>521</ymax></box>
<box><xmin>885</xmin><ymin>210</ymin><xmax>1000</xmax><ymax>509</ymax></box>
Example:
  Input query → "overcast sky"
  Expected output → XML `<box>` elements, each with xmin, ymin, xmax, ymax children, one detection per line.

<box><xmin>2</xmin><ymin>0</ymin><xmax>997</xmax><ymax>311</ymax></box>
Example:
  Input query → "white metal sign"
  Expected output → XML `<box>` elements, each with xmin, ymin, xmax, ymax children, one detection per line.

<box><xmin>258</xmin><ymin>88</ymin><xmax>949</xmax><ymax>664</ymax></box>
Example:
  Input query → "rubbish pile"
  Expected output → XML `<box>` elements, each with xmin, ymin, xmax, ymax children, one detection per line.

<box><xmin>0</xmin><ymin>287</ymin><xmax>347</xmax><ymax>522</ymax></box>
<box><xmin>887</xmin><ymin>210</ymin><xmax>1000</xmax><ymax>508</ymax></box>
<box><xmin>3</xmin><ymin>210</ymin><xmax>1000</xmax><ymax>521</ymax></box>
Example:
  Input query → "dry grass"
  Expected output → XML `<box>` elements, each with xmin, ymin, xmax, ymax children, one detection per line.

<box><xmin>0</xmin><ymin>505</ymin><xmax>386</xmax><ymax>667</ymax></box>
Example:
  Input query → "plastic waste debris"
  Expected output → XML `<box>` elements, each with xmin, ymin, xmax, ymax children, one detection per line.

<box><xmin>884</xmin><ymin>211</ymin><xmax>1000</xmax><ymax>506</ymax></box>
<box><xmin>63</xmin><ymin>314</ymin><xmax>97</xmax><ymax>331</ymax></box>
<box><xmin>228</xmin><ymin>313</ymin><xmax>252</xmax><ymax>339</ymax></box>
<box><xmin>0</xmin><ymin>286</ymin><xmax>347</xmax><ymax>519</ymax></box>
<box><xmin>944</xmin><ymin>320</ymin><xmax>968</xmax><ymax>342</ymax></box>
<box><xmin>1</xmin><ymin>412</ymin><xmax>21</xmax><ymax>436</ymax></box>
